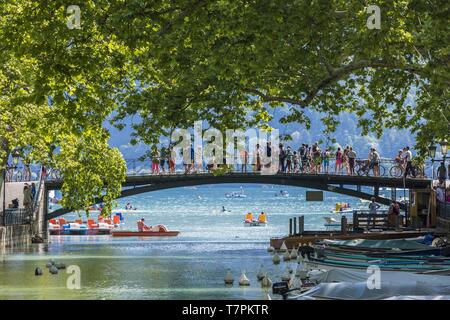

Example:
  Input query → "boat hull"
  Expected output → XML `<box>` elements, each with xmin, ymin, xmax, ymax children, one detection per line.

<box><xmin>243</xmin><ymin>221</ymin><xmax>267</xmax><ymax>227</ymax></box>
<box><xmin>111</xmin><ymin>231</ymin><xmax>180</xmax><ymax>237</ymax></box>
<box><xmin>270</xmin><ymin>230</ymin><xmax>433</xmax><ymax>250</ymax></box>
<box><xmin>305</xmin><ymin>257</ymin><xmax>450</xmax><ymax>273</ymax></box>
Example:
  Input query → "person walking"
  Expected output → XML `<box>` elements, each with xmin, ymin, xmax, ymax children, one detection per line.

<box><xmin>255</xmin><ymin>144</ymin><xmax>261</xmax><ymax>172</ymax></box>
<box><xmin>151</xmin><ymin>147</ymin><xmax>160</xmax><ymax>175</ymax></box>
<box><xmin>299</xmin><ymin>144</ymin><xmax>306</xmax><ymax>173</ymax></box>
<box><xmin>402</xmin><ymin>146</ymin><xmax>416</xmax><ymax>178</ymax></box>
<box><xmin>240</xmin><ymin>149</ymin><xmax>248</xmax><ymax>173</ymax></box>
<box><xmin>31</xmin><ymin>183</ymin><xmax>36</xmax><ymax>200</ymax></box>
<box><xmin>168</xmin><ymin>146</ymin><xmax>175</xmax><ymax>174</ymax></box>
<box><xmin>335</xmin><ymin>147</ymin><xmax>343</xmax><ymax>174</ymax></box>
<box><xmin>293</xmin><ymin>151</ymin><xmax>299</xmax><ymax>173</ymax></box>
<box><xmin>372</xmin><ymin>148</ymin><xmax>381</xmax><ymax>177</ymax></box>
<box><xmin>313</xmin><ymin>144</ymin><xmax>322</xmax><ymax>174</ymax></box>
<box><xmin>160</xmin><ymin>146</ymin><xmax>167</xmax><ymax>174</ymax></box>
<box><xmin>343</xmin><ymin>146</ymin><xmax>350</xmax><ymax>175</ymax></box>
<box><xmin>278</xmin><ymin>143</ymin><xmax>286</xmax><ymax>173</ymax></box>
<box><xmin>322</xmin><ymin>148</ymin><xmax>330</xmax><ymax>174</ymax></box>
<box><xmin>347</xmin><ymin>147</ymin><xmax>356</xmax><ymax>175</ymax></box>
<box><xmin>286</xmin><ymin>146</ymin><xmax>293</xmax><ymax>173</ymax></box>
<box><xmin>23</xmin><ymin>185</ymin><xmax>33</xmax><ymax>216</ymax></box>
<box><xmin>265</xmin><ymin>142</ymin><xmax>272</xmax><ymax>169</ymax></box>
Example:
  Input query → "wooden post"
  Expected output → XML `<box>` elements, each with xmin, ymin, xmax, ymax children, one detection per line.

<box><xmin>289</xmin><ymin>218</ymin><xmax>292</xmax><ymax>236</ymax></box>
<box><xmin>341</xmin><ymin>215</ymin><xmax>347</xmax><ymax>234</ymax></box>
<box><xmin>298</xmin><ymin>215</ymin><xmax>304</xmax><ymax>234</ymax></box>
<box><xmin>293</xmin><ymin>217</ymin><xmax>297</xmax><ymax>235</ymax></box>
<box><xmin>353</xmin><ymin>211</ymin><xmax>359</xmax><ymax>229</ymax></box>
<box><xmin>395</xmin><ymin>214</ymin><xmax>400</xmax><ymax>230</ymax></box>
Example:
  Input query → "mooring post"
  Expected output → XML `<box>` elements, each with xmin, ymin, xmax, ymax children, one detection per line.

<box><xmin>341</xmin><ymin>215</ymin><xmax>347</xmax><ymax>234</ymax></box>
<box><xmin>289</xmin><ymin>218</ymin><xmax>293</xmax><ymax>236</ymax></box>
<box><xmin>298</xmin><ymin>215</ymin><xmax>304</xmax><ymax>234</ymax></box>
<box><xmin>353</xmin><ymin>211</ymin><xmax>359</xmax><ymax>229</ymax></box>
<box><xmin>293</xmin><ymin>217</ymin><xmax>297</xmax><ymax>235</ymax></box>
<box><xmin>395</xmin><ymin>214</ymin><xmax>400</xmax><ymax>230</ymax></box>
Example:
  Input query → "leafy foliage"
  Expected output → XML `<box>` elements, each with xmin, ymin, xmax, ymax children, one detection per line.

<box><xmin>0</xmin><ymin>0</ymin><xmax>448</xmax><ymax>213</ymax></box>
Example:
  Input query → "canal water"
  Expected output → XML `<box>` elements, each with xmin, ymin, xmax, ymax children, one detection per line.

<box><xmin>0</xmin><ymin>184</ymin><xmax>390</xmax><ymax>299</ymax></box>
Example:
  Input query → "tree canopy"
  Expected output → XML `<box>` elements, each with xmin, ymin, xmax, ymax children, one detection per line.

<box><xmin>0</xmin><ymin>0</ymin><xmax>448</xmax><ymax>212</ymax></box>
<box><xmin>110</xmin><ymin>0</ymin><xmax>449</xmax><ymax>153</ymax></box>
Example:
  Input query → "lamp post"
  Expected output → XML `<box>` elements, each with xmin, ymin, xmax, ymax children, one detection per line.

<box><xmin>2</xmin><ymin>151</ymin><xmax>20</xmax><ymax>225</ymax></box>
<box><xmin>428</xmin><ymin>144</ymin><xmax>437</xmax><ymax>179</ymax></box>
<box><xmin>440</xmin><ymin>139</ymin><xmax>448</xmax><ymax>184</ymax></box>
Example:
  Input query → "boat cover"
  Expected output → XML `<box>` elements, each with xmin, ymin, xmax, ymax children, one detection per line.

<box><xmin>323</xmin><ymin>238</ymin><xmax>432</xmax><ymax>250</ymax></box>
<box><xmin>384</xmin><ymin>295</ymin><xmax>450</xmax><ymax>300</ymax></box>
<box><xmin>288</xmin><ymin>281</ymin><xmax>450</xmax><ymax>300</ymax></box>
<box><xmin>312</xmin><ymin>269</ymin><xmax>450</xmax><ymax>286</ymax></box>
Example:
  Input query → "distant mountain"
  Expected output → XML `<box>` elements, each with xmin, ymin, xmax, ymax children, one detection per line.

<box><xmin>107</xmin><ymin>109</ymin><xmax>415</xmax><ymax>161</ymax></box>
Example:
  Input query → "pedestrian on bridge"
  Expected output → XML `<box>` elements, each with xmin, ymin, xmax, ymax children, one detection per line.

<box><xmin>151</xmin><ymin>147</ymin><xmax>160</xmax><ymax>175</ymax></box>
<box><xmin>23</xmin><ymin>184</ymin><xmax>33</xmax><ymax>215</ymax></box>
<box><xmin>240</xmin><ymin>149</ymin><xmax>248</xmax><ymax>173</ymax></box>
<box><xmin>160</xmin><ymin>146</ymin><xmax>167</xmax><ymax>174</ymax></box>
<box><xmin>347</xmin><ymin>147</ymin><xmax>356</xmax><ymax>176</ymax></box>
<box><xmin>168</xmin><ymin>146</ymin><xmax>175</xmax><ymax>174</ymax></box>
<box><xmin>278</xmin><ymin>143</ymin><xmax>286</xmax><ymax>173</ymax></box>
<box><xmin>402</xmin><ymin>146</ymin><xmax>416</xmax><ymax>178</ymax></box>
<box><xmin>322</xmin><ymin>148</ymin><xmax>331</xmax><ymax>174</ymax></box>
<box><xmin>335</xmin><ymin>147</ymin><xmax>343</xmax><ymax>174</ymax></box>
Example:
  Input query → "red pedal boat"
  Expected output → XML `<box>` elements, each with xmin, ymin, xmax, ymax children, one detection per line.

<box><xmin>112</xmin><ymin>230</ymin><xmax>180</xmax><ymax>237</ymax></box>
<box><xmin>112</xmin><ymin>224</ymin><xmax>179</xmax><ymax>237</ymax></box>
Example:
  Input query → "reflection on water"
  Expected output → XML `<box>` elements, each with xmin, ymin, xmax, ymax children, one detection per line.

<box><xmin>1</xmin><ymin>239</ymin><xmax>286</xmax><ymax>300</ymax></box>
<box><xmin>1</xmin><ymin>184</ymin><xmax>380</xmax><ymax>299</ymax></box>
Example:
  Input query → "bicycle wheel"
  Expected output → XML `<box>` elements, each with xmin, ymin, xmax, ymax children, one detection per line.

<box><xmin>389</xmin><ymin>165</ymin><xmax>403</xmax><ymax>178</ymax></box>
<box><xmin>378</xmin><ymin>165</ymin><xmax>386</xmax><ymax>177</ymax></box>
<box><xmin>356</xmin><ymin>167</ymin><xmax>366</xmax><ymax>176</ymax></box>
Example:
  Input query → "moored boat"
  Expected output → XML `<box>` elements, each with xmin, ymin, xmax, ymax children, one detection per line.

<box><xmin>112</xmin><ymin>230</ymin><xmax>180</xmax><ymax>237</ymax></box>
<box><xmin>305</xmin><ymin>256</ymin><xmax>450</xmax><ymax>272</ymax></box>
<box><xmin>112</xmin><ymin>224</ymin><xmax>179</xmax><ymax>237</ymax></box>
<box><xmin>243</xmin><ymin>220</ymin><xmax>268</xmax><ymax>227</ymax></box>
<box><xmin>61</xmin><ymin>222</ymin><xmax>88</xmax><ymax>235</ymax></box>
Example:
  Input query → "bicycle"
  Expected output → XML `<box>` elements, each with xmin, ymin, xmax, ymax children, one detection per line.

<box><xmin>356</xmin><ymin>160</ymin><xmax>386</xmax><ymax>177</ymax></box>
<box><xmin>389</xmin><ymin>163</ymin><xmax>424</xmax><ymax>178</ymax></box>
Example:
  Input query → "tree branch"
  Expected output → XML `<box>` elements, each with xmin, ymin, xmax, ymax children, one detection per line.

<box><xmin>244</xmin><ymin>60</ymin><xmax>430</xmax><ymax>107</ymax></box>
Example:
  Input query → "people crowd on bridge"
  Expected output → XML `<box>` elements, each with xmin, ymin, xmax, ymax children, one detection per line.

<box><xmin>143</xmin><ymin>142</ymin><xmax>429</xmax><ymax>179</ymax></box>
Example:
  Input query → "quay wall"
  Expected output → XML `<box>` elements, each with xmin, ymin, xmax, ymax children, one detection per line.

<box><xmin>0</xmin><ymin>224</ymin><xmax>32</xmax><ymax>247</ymax></box>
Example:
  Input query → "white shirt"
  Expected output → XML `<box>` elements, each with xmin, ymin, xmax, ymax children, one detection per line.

<box><xmin>402</xmin><ymin>150</ymin><xmax>412</xmax><ymax>161</ymax></box>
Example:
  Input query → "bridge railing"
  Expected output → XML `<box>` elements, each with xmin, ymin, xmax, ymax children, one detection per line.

<box><xmin>351</xmin><ymin>209</ymin><xmax>404</xmax><ymax>230</ymax></box>
<box><xmin>124</xmin><ymin>158</ymin><xmax>435</xmax><ymax>178</ymax></box>
<box><xmin>1</xmin><ymin>208</ymin><xmax>32</xmax><ymax>226</ymax></box>
<box><xmin>43</xmin><ymin>158</ymin><xmax>437</xmax><ymax>181</ymax></box>
<box><xmin>4</xmin><ymin>163</ymin><xmax>42</xmax><ymax>183</ymax></box>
